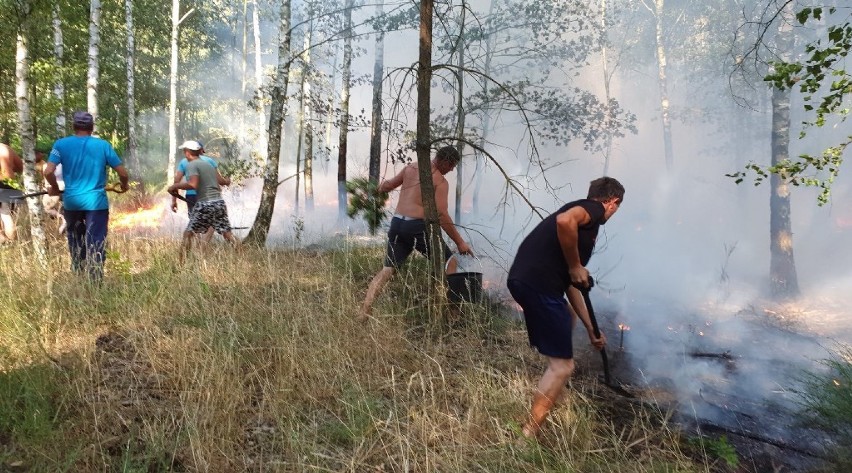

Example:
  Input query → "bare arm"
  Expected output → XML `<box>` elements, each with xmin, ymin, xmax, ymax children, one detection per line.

<box><xmin>556</xmin><ymin>206</ymin><xmax>592</xmax><ymax>287</ymax></box>
<box><xmin>377</xmin><ymin>166</ymin><xmax>406</xmax><ymax>193</ymax></box>
<box><xmin>113</xmin><ymin>164</ymin><xmax>130</xmax><ymax>191</ymax></box>
<box><xmin>216</xmin><ymin>170</ymin><xmax>231</xmax><ymax>186</ymax></box>
<box><xmin>43</xmin><ymin>162</ymin><xmax>61</xmax><ymax>196</ymax></box>
<box><xmin>168</xmin><ymin>175</ymin><xmax>198</xmax><ymax>192</ymax></box>
<box><xmin>170</xmin><ymin>169</ymin><xmax>185</xmax><ymax>211</ymax></box>
<box><xmin>566</xmin><ymin>285</ymin><xmax>606</xmax><ymax>350</ymax></box>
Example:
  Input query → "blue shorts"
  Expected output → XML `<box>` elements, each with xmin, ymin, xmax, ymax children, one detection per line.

<box><xmin>508</xmin><ymin>279</ymin><xmax>573</xmax><ymax>359</ymax></box>
<box><xmin>384</xmin><ymin>216</ymin><xmax>452</xmax><ymax>268</ymax></box>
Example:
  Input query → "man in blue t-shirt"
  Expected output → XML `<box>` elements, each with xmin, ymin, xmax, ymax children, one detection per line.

<box><xmin>43</xmin><ymin>111</ymin><xmax>130</xmax><ymax>281</ymax></box>
<box><xmin>507</xmin><ymin>176</ymin><xmax>624</xmax><ymax>439</ymax></box>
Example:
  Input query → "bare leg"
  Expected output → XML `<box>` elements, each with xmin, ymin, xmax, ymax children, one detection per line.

<box><xmin>522</xmin><ymin>357</ymin><xmax>575</xmax><ymax>438</ymax></box>
<box><xmin>0</xmin><ymin>203</ymin><xmax>16</xmax><ymax>240</ymax></box>
<box><xmin>202</xmin><ymin>227</ymin><xmax>215</xmax><ymax>243</ymax></box>
<box><xmin>358</xmin><ymin>266</ymin><xmax>396</xmax><ymax>322</ymax></box>
<box><xmin>222</xmin><ymin>231</ymin><xmax>240</xmax><ymax>249</ymax></box>
<box><xmin>179</xmin><ymin>231</ymin><xmax>194</xmax><ymax>264</ymax></box>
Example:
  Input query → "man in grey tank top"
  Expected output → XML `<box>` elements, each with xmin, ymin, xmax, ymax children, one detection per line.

<box><xmin>168</xmin><ymin>140</ymin><xmax>239</xmax><ymax>262</ymax></box>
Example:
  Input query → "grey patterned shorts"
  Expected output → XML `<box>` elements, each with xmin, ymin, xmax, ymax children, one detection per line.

<box><xmin>186</xmin><ymin>199</ymin><xmax>231</xmax><ymax>234</ymax></box>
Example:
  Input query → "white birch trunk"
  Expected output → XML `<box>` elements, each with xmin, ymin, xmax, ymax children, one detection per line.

<box><xmin>168</xmin><ymin>0</ymin><xmax>179</xmax><ymax>185</ymax></box>
<box><xmin>52</xmin><ymin>2</ymin><xmax>66</xmax><ymax>138</ymax></box>
<box><xmin>452</xmin><ymin>8</ymin><xmax>466</xmax><ymax>224</ymax></box>
<box><xmin>654</xmin><ymin>0</ymin><xmax>673</xmax><ymax>171</ymax></box>
<box><xmin>241</xmin><ymin>0</ymin><xmax>248</xmax><ymax>95</ymax></box>
<box><xmin>87</xmin><ymin>0</ymin><xmax>101</xmax><ymax>124</ymax></box>
<box><xmin>125</xmin><ymin>0</ymin><xmax>138</xmax><ymax>176</ymax></box>
<box><xmin>253</xmin><ymin>0</ymin><xmax>267</xmax><ymax>164</ymax></box>
<box><xmin>246</xmin><ymin>0</ymin><xmax>292</xmax><ymax>245</ymax></box>
<box><xmin>16</xmin><ymin>6</ymin><xmax>48</xmax><ymax>265</ymax></box>
<box><xmin>294</xmin><ymin>27</ymin><xmax>312</xmax><ymax>213</ymax></box>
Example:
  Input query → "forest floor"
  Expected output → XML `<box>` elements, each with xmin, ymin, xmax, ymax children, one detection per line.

<box><xmin>0</xmin><ymin>222</ymin><xmax>842</xmax><ymax>472</ymax></box>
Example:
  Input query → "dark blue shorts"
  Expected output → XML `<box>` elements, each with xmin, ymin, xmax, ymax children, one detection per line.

<box><xmin>508</xmin><ymin>279</ymin><xmax>573</xmax><ymax>359</ymax></box>
<box><xmin>185</xmin><ymin>194</ymin><xmax>198</xmax><ymax>213</ymax></box>
<box><xmin>384</xmin><ymin>216</ymin><xmax>452</xmax><ymax>268</ymax></box>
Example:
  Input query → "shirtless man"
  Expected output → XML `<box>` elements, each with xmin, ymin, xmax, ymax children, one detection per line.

<box><xmin>358</xmin><ymin>146</ymin><xmax>473</xmax><ymax>321</ymax></box>
<box><xmin>0</xmin><ymin>143</ymin><xmax>24</xmax><ymax>241</ymax></box>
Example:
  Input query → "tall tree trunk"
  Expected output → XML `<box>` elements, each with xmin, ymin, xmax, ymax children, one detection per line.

<box><xmin>15</xmin><ymin>1</ymin><xmax>47</xmax><ymax>266</ymax></box>
<box><xmin>600</xmin><ymin>0</ymin><xmax>614</xmax><ymax>176</ymax></box>
<box><xmin>241</xmin><ymin>0</ymin><xmax>248</xmax><ymax>95</ymax></box>
<box><xmin>87</xmin><ymin>0</ymin><xmax>101</xmax><ymax>125</ymax></box>
<box><xmin>368</xmin><ymin>0</ymin><xmax>385</xmax><ymax>184</ymax></box>
<box><xmin>653</xmin><ymin>0</ymin><xmax>673</xmax><ymax>171</ymax></box>
<box><xmin>337</xmin><ymin>0</ymin><xmax>354</xmax><ymax>221</ymax></box>
<box><xmin>305</xmin><ymin>121</ymin><xmax>314</xmax><ymax>211</ymax></box>
<box><xmin>253</xmin><ymin>0</ymin><xmax>267</xmax><ymax>164</ymax></box>
<box><xmin>52</xmin><ymin>2</ymin><xmax>66</xmax><ymax>138</ymax></box>
<box><xmin>472</xmin><ymin>0</ymin><xmax>497</xmax><ymax>215</ymax></box>
<box><xmin>416</xmin><ymin>0</ymin><xmax>442</xmax><ymax>287</ymax></box>
<box><xmin>125</xmin><ymin>0</ymin><xmax>139</xmax><ymax>177</ymax></box>
<box><xmin>246</xmin><ymin>0</ymin><xmax>291</xmax><ymax>245</ymax></box>
<box><xmin>769</xmin><ymin>4</ymin><xmax>799</xmax><ymax>299</ymax></box>
<box><xmin>168</xmin><ymin>0</ymin><xmax>180</xmax><ymax>185</ymax></box>
<box><xmin>452</xmin><ymin>7</ymin><xmax>466</xmax><ymax>224</ymax></box>
<box><xmin>294</xmin><ymin>26</ymin><xmax>312</xmax><ymax>213</ymax></box>
<box><xmin>324</xmin><ymin>51</ymin><xmax>339</xmax><ymax>170</ymax></box>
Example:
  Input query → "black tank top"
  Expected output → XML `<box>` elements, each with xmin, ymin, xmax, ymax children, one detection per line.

<box><xmin>508</xmin><ymin>199</ymin><xmax>606</xmax><ymax>296</ymax></box>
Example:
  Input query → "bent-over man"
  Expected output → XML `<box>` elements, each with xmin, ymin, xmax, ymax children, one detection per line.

<box><xmin>507</xmin><ymin>176</ymin><xmax>624</xmax><ymax>438</ymax></box>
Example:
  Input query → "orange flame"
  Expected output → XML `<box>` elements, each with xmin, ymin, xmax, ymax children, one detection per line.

<box><xmin>618</xmin><ymin>323</ymin><xmax>631</xmax><ymax>331</ymax></box>
<box><xmin>111</xmin><ymin>206</ymin><xmax>164</xmax><ymax>232</ymax></box>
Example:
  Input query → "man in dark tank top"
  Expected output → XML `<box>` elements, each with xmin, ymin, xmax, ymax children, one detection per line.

<box><xmin>507</xmin><ymin>176</ymin><xmax>625</xmax><ymax>438</ymax></box>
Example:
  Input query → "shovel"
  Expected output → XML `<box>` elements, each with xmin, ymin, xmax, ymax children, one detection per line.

<box><xmin>574</xmin><ymin>277</ymin><xmax>634</xmax><ymax>398</ymax></box>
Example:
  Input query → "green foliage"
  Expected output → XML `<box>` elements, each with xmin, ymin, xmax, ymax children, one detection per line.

<box><xmin>687</xmin><ymin>435</ymin><xmax>738</xmax><ymax>468</ymax></box>
<box><xmin>345</xmin><ymin>177</ymin><xmax>389</xmax><ymax>235</ymax></box>
<box><xmin>0</xmin><ymin>364</ymin><xmax>64</xmax><ymax>443</ymax></box>
<box><xmin>796</xmin><ymin>347</ymin><xmax>852</xmax><ymax>467</ymax></box>
<box><xmin>734</xmin><ymin>6</ymin><xmax>851</xmax><ymax>205</ymax></box>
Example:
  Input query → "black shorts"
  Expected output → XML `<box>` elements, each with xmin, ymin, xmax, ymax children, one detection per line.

<box><xmin>508</xmin><ymin>278</ymin><xmax>574</xmax><ymax>359</ymax></box>
<box><xmin>384</xmin><ymin>216</ymin><xmax>452</xmax><ymax>268</ymax></box>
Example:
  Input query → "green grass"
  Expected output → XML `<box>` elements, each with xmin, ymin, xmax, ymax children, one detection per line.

<box><xmin>0</xmin><ymin>235</ymin><xmax>706</xmax><ymax>472</ymax></box>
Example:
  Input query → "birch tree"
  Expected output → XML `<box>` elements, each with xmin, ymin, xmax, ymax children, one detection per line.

<box><xmin>168</xmin><ymin>0</ymin><xmax>179</xmax><ymax>184</ymax></box>
<box><xmin>768</xmin><ymin>2</ymin><xmax>799</xmax><ymax>298</ymax></box>
<box><xmin>452</xmin><ymin>4</ymin><xmax>466</xmax><ymax>224</ymax></box>
<box><xmin>15</xmin><ymin>0</ymin><xmax>47</xmax><ymax>265</ymax></box>
<box><xmin>52</xmin><ymin>1</ymin><xmax>65</xmax><ymax>138</ymax></box>
<box><xmin>368</xmin><ymin>0</ymin><xmax>384</xmax><ymax>184</ymax></box>
<box><xmin>649</xmin><ymin>0</ymin><xmax>673</xmax><ymax>171</ymax></box>
<box><xmin>125</xmin><ymin>0</ymin><xmax>139</xmax><ymax>176</ymax></box>
<box><xmin>337</xmin><ymin>0</ymin><xmax>354</xmax><ymax>221</ymax></box>
<box><xmin>246</xmin><ymin>0</ymin><xmax>292</xmax><ymax>245</ymax></box>
<box><xmin>87</xmin><ymin>0</ymin><xmax>101</xmax><ymax>124</ymax></box>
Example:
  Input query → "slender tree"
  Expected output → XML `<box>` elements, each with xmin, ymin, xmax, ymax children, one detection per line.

<box><xmin>452</xmin><ymin>4</ymin><xmax>466</xmax><ymax>224</ymax></box>
<box><xmin>337</xmin><ymin>0</ymin><xmax>354</xmax><ymax>221</ymax></box>
<box><xmin>15</xmin><ymin>0</ymin><xmax>47</xmax><ymax>265</ymax></box>
<box><xmin>51</xmin><ymin>1</ymin><xmax>65</xmax><ymax>138</ymax></box>
<box><xmin>416</xmin><ymin>0</ymin><xmax>443</xmax><ymax>285</ymax></box>
<box><xmin>768</xmin><ymin>2</ymin><xmax>799</xmax><ymax>298</ymax></box>
<box><xmin>368</xmin><ymin>0</ymin><xmax>385</xmax><ymax>184</ymax></box>
<box><xmin>246</xmin><ymin>0</ymin><xmax>292</xmax><ymax>245</ymax></box>
<box><xmin>125</xmin><ymin>0</ymin><xmax>139</xmax><ymax>176</ymax></box>
<box><xmin>87</xmin><ymin>0</ymin><xmax>101</xmax><ymax>124</ymax></box>
<box><xmin>294</xmin><ymin>24</ymin><xmax>313</xmax><ymax>212</ymax></box>
<box><xmin>168</xmin><ymin>0</ymin><xmax>180</xmax><ymax>184</ymax></box>
<box><xmin>651</xmin><ymin>0</ymin><xmax>673</xmax><ymax>171</ymax></box>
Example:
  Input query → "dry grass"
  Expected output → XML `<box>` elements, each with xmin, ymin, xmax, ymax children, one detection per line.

<box><xmin>1</xmin><ymin>235</ymin><xmax>705</xmax><ymax>472</ymax></box>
